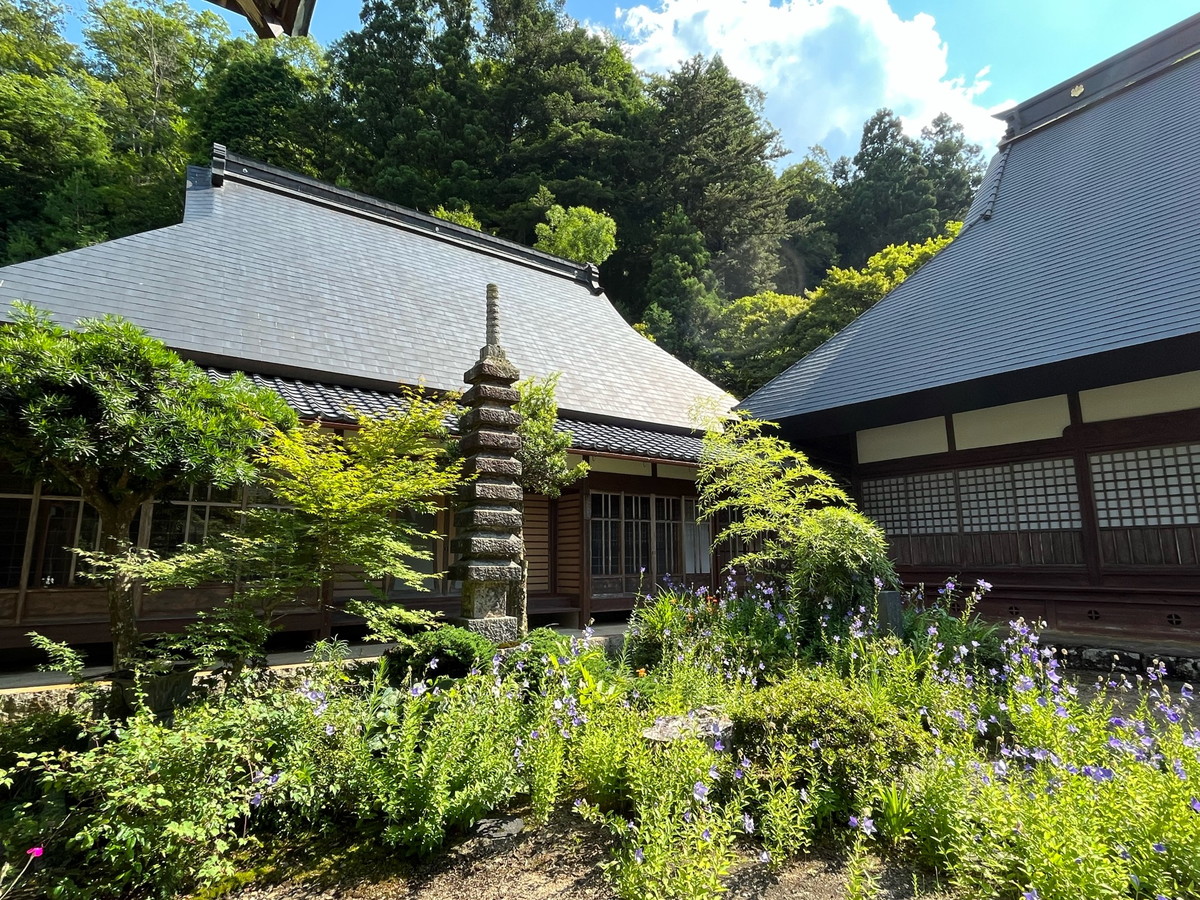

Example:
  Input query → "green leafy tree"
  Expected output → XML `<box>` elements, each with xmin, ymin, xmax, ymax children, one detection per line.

<box><xmin>0</xmin><ymin>304</ymin><xmax>296</xmax><ymax>666</ymax></box>
<box><xmin>707</xmin><ymin>291</ymin><xmax>810</xmax><ymax>397</ymax></box>
<box><xmin>832</xmin><ymin>108</ymin><xmax>939</xmax><ymax>268</ymax></box>
<box><xmin>0</xmin><ymin>0</ymin><xmax>79</xmax><ymax>77</ymax></box>
<box><xmin>697</xmin><ymin>412</ymin><xmax>893</xmax><ymax>612</ymax></box>
<box><xmin>829</xmin><ymin>108</ymin><xmax>983</xmax><ymax>269</ymax></box>
<box><xmin>0</xmin><ymin>72</ymin><xmax>111</xmax><ymax>260</ymax></box>
<box><xmin>780</xmin><ymin>223</ymin><xmax>959</xmax><ymax>367</ymax></box>
<box><xmin>157</xmin><ymin>394</ymin><xmax>463</xmax><ymax>636</ymax></box>
<box><xmin>515</xmin><ymin>373</ymin><xmax>587</xmax><ymax>498</ymax></box>
<box><xmin>83</xmin><ymin>0</ymin><xmax>230</xmax><ymax>238</ymax></box>
<box><xmin>533</xmin><ymin>199</ymin><xmax>617</xmax><ymax>264</ymax></box>
<box><xmin>431</xmin><ymin>203</ymin><xmax>484</xmax><ymax>231</ymax></box>
<box><xmin>332</xmin><ymin>0</ymin><xmax>493</xmax><ymax>212</ymax></box>
<box><xmin>639</xmin><ymin>205</ymin><xmax>720</xmax><ymax>364</ymax></box>
<box><xmin>484</xmin><ymin>16</ymin><xmax>646</xmax><ymax>242</ymax></box>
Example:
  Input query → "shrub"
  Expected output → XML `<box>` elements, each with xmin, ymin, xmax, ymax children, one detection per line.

<box><xmin>732</xmin><ymin>669</ymin><xmax>925</xmax><ymax>816</ymax></box>
<box><xmin>385</xmin><ymin>626</ymin><xmax>498</xmax><ymax>680</ymax></box>
<box><xmin>697</xmin><ymin>412</ymin><xmax>894</xmax><ymax>615</ymax></box>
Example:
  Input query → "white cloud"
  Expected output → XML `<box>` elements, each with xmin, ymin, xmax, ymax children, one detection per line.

<box><xmin>615</xmin><ymin>0</ymin><xmax>1011</xmax><ymax>163</ymax></box>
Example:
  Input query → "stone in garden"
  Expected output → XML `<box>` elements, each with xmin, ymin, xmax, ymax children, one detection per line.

<box><xmin>643</xmin><ymin>705</ymin><xmax>732</xmax><ymax>750</ymax></box>
<box><xmin>474</xmin><ymin>815</ymin><xmax>526</xmax><ymax>842</ymax></box>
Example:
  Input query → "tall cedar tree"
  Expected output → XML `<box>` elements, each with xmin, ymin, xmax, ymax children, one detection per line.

<box><xmin>921</xmin><ymin>112</ymin><xmax>986</xmax><ymax>229</ymax></box>
<box><xmin>832</xmin><ymin>109</ymin><xmax>939</xmax><ymax>267</ymax></box>
<box><xmin>190</xmin><ymin>36</ymin><xmax>334</xmax><ymax>177</ymax></box>
<box><xmin>333</xmin><ymin>0</ymin><xmax>492</xmax><ymax>212</ymax></box>
<box><xmin>648</xmin><ymin>55</ymin><xmax>789</xmax><ymax>302</ymax></box>
<box><xmin>483</xmin><ymin>4</ymin><xmax>646</xmax><ymax>244</ymax></box>
<box><xmin>640</xmin><ymin>206</ymin><xmax>720</xmax><ymax>363</ymax></box>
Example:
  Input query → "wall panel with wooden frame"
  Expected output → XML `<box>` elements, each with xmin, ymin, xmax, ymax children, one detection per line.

<box><xmin>853</xmin><ymin>401</ymin><xmax>1200</xmax><ymax>641</ymax></box>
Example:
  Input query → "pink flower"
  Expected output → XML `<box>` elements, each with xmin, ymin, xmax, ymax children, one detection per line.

<box><xmin>26</xmin><ymin>846</ymin><xmax>43</xmax><ymax>857</ymax></box>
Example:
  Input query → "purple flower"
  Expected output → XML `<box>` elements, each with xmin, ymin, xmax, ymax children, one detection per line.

<box><xmin>250</xmin><ymin>792</ymin><xmax>263</xmax><ymax>808</ymax></box>
<box><xmin>428</xmin><ymin>657</ymin><xmax>439</xmax><ymax>671</ymax></box>
<box><xmin>633</xmin><ymin>847</ymin><xmax>644</xmax><ymax>863</ymax></box>
<box><xmin>693</xmin><ymin>781</ymin><xmax>709</xmax><ymax>802</ymax></box>
<box><xmin>713</xmin><ymin>739</ymin><xmax>725</xmax><ymax>752</ymax></box>
<box><xmin>411</xmin><ymin>682</ymin><xmax>428</xmax><ymax>697</ymax></box>
<box><xmin>743</xmin><ymin>813</ymin><xmax>755</xmax><ymax>834</ymax></box>
<box><xmin>1023</xmin><ymin>891</ymin><xmax>1039</xmax><ymax>900</ymax></box>
<box><xmin>1190</xmin><ymin>797</ymin><xmax>1200</xmax><ymax>813</ymax></box>
<box><xmin>325</xmin><ymin>724</ymin><xmax>335</xmax><ymax>735</ymax></box>
<box><xmin>701</xmin><ymin>828</ymin><xmax>712</xmax><ymax>841</ymax></box>
<box><xmin>977</xmin><ymin>579</ymin><xmax>993</xmax><ymax>591</ymax></box>
<box><xmin>1153</xmin><ymin>842</ymin><xmax>1167</xmax><ymax>853</ymax></box>
<box><xmin>758</xmin><ymin>850</ymin><xmax>771</xmax><ymax>863</ymax></box>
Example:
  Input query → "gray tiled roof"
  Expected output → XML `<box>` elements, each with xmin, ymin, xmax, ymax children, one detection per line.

<box><xmin>0</xmin><ymin>152</ymin><xmax>729</xmax><ymax>431</ymax></box>
<box><xmin>743</xmin><ymin>24</ymin><xmax>1200</xmax><ymax>427</ymax></box>
<box><xmin>216</xmin><ymin>369</ymin><xmax>704</xmax><ymax>463</ymax></box>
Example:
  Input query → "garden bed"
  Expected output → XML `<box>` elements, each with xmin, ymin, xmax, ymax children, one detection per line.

<box><xmin>4</xmin><ymin>580</ymin><xmax>1199</xmax><ymax>900</ymax></box>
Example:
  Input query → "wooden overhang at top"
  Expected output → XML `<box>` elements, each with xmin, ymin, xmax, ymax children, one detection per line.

<box><xmin>204</xmin><ymin>0</ymin><xmax>315</xmax><ymax>38</ymax></box>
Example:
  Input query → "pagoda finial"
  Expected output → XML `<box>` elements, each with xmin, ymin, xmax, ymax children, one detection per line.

<box><xmin>486</xmin><ymin>283</ymin><xmax>501</xmax><ymax>347</ymax></box>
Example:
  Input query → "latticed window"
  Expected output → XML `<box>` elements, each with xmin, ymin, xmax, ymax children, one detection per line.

<box><xmin>861</xmin><ymin>458</ymin><xmax>1082</xmax><ymax>536</ymax></box>
<box><xmin>1090</xmin><ymin>443</ymin><xmax>1200</xmax><ymax>527</ymax></box>
<box><xmin>589</xmin><ymin>491</ymin><xmax>712</xmax><ymax>594</ymax></box>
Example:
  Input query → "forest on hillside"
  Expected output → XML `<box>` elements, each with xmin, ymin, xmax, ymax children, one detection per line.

<box><xmin>0</xmin><ymin>0</ymin><xmax>988</xmax><ymax>396</ymax></box>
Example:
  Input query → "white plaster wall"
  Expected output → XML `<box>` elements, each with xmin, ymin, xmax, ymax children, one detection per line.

<box><xmin>588</xmin><ymin>457</ymin><xmax>654</xmax><ymax>477</ymax></box>
<box><xmin>857</xmin><ymin>417</ymin><xmax>947</xmax><ymax>463</ymax></box>
<box><xmin>953</xmin><ymin>395</ymin><xmax>1071</xmax><ymax>450</ymax></box>
<box><xmin>1079</xmin><ymin>371</ymin><xmax>1200</xmax><ymax>422</ymax></box>
<box><xmin>657</xmin><ymin>464</ymin><xmax>699</xmax><ymax>481</ymax></box>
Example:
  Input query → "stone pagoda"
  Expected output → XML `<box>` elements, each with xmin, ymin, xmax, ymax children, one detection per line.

<box><xmin>450</xmin><ymin>284</ymin><xmax>527</xmax><ymax>642</ymax></box>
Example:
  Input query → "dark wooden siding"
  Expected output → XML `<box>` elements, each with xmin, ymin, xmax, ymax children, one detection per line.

<box><xmin>556</xmin><ymin>492</ymin><xmax>582</xmax><ymax>596</ymax></box>
<box><xmin>526</xmin><ymin>495</ymin><xmax>551</xmax><ymax>593</ymax></box>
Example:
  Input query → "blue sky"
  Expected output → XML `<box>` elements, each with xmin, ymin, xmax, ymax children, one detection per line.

<box><xmin>67</xmin><ymin>0</ymin><xmax>1200</xmax><ymax>161</ymax></box>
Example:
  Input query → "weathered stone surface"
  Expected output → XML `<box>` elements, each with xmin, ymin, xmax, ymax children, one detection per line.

<box><xmin>454</xmin><ymin>508</ymin><xmax>522</xmax><ymax>530</ymax></box>
<box><xmin>454</xmin><ymin>614</ymin><xmax>521</xmax><ymax>643</ymax></box>
<box><xmin>462</xmin><ymin>383</ymin><xmax>520</xmax><ymax>405</ymax></box>
<box><xmin>877</xmin><ymin>590</ymin><xmax>904</xmax><ymax>637</ymax></box>
<box><xmin>643</xmin><ymin>706</ymin><xmax>731</xmax><ymax>750</ymax></box>
<box><xmin>460</xmin><ymin>431</ymin><xmax>521</xmax><ymax>454</ymax></box>
<box><xmin>456</xmin><ymin>284</ymin><xmax>526</xmax><ymax>637</ymax></box>
<box><xmin>461</xmin><ymin>455</ymin><xmax>522</xmax><ymax>478</ymax></box>
<box><xmin>451</xmin><ymin>534</ymin><xmax>523</xmax><ymax>558</ymax></box>
<box><xmin>474</xmin><ymin>816</ymin><xmax>526</xmax><ymax>841</ymax></box>
<box><xmin>460</xmin><ymin>580</ymin><xmax>510</xmax><ymax>618</ymax></box>
<box><xmin>452</xmin><ymin>562</ymin><xmax>525</xmax><ymax>583</ymax></box>
<box><xmin>459</xmin><ymin>406</ymin><xmax>522</xmax><ymax>431</ymax></box>
<box><xmin>464</xmin><ymin>357</ymin><xmax>520</xmax><ymax>384</ymax></box>
<box><xmin>473</xmin><ymin>482</ymin><xmax>524</xmax><ymax>503</ymax></box>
